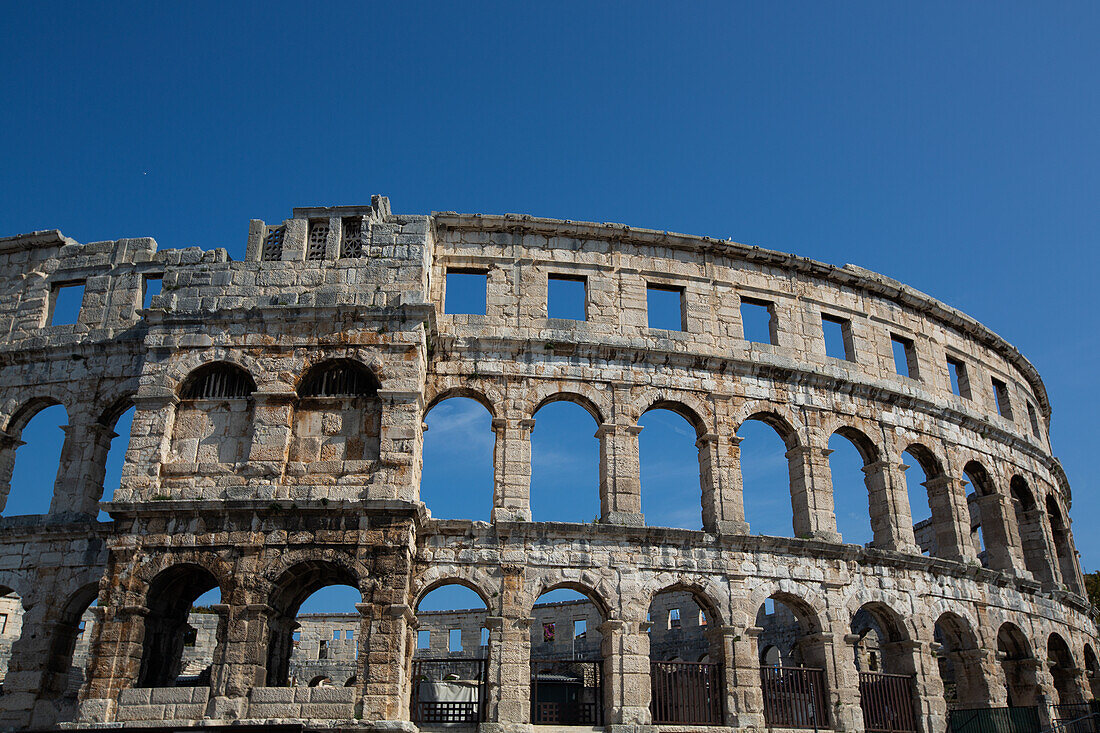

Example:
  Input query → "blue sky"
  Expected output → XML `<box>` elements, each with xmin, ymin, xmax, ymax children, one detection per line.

<box><xmin>2</xmin><ymin>2</ymin><xmax>1098</xmax><ymax>613</ymax></box>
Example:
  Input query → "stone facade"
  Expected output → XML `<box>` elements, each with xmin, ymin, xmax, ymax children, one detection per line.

<box><xmin>0</xmin><ymin>199</ymin><xmax>1093</xmax><ymax>731</ymax></box>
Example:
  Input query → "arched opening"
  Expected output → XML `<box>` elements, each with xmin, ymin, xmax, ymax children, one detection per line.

<box><xmin>531</xmin><ymin>586</ymin><xmax>606</xmax><ymax>725</ymax></box>
<box><xmin>1047</xmin><ymin>634</ymin><xmax>1081</xmax><ymax>705</ymax></box>
<box><xmin>421</xmin><ymin>397</ymin><xmax>494</xmax><ymax>521</ymax></box>
<box><xmin>996</xmin><ymin>623</ymin><xmax>1039</xmax><ymax>707</ymax></box>
<box><xmin>530</xmin><ymin>399</ymin><xmax>600</xmax><ymax>524</ymax></box>
<box><xmin>288</xmin><ymin>360</ymin><xmax>381</xmax><ymax>483</ymax></box>
<box><xmin>1083</xmin><ymin>645</ymin><xmax>1100</xmax><ymax>700</ymax></box>
<box><xmin>138</xmin><ymin>565</ymin><xmax>222</xmax><ymax>688</ymax></box>
<box><xmin>0</xmin><ymin>589</ymin><xmax>26</xmax><ymax>694</ymax></box>
<box><xmin>737</xmin><ymin>415</ymin><xmax>798</xmax><ymax>537</ymax></box>
<box><xmin>37</xmin><ymin>585</ymin><xmax>99</xmax><ymax>724</ymax></box>
<box><xmin>852</xmin><ymin>604</ymin><xmax>918</xmax><ymax>733</ymax></box>
<box><xmin>2</xmin><ymin>402</ymin><xmax>67</xmax><ymax>516</ymax></box>
<box><xmin>1046</xmin><ymin>497</ymin><xmax>1080</xmax><ymax>593</ymax></box>
<box><xmin>639</xmin><ymin>405</ymin><xmax>705</xmax><ymax>530</ymax></box>
<box><xmin>1009</xmin><ymin>477</ymin><xmax>1050</xmax><ymax>582</ymax></box>
<box><xmin>963</xmin><ymin>462</ymin><xmax>994</xmax><ymax>568</ymax></box>
<box><xmin>828</xmin><ymin>429</ymin><xmax>879</xmax><ymax>547</ymax></box>
<box><xmin>266</xmin><ymin>561</ymin><xmax>360</xmax><ymax>687</ymax></box>
<box><xmin>412</xmin><ymin>582</ymin><xmax>490</xmax><ymax>725</ymax></box>
<box><xmin>309</xmin><ymin>675</ymin><xmax>332</xmax><ymax>687</ymax></box>
<box><xmin>932</xmin><ymin>613</ymin><xmax>988</xmax><ymax>710</ymax></box>
<box><xmin>648</xmin><ymin>587</ymin><xmax>723</xmax><ymax>725</ymax></box>
<box><xmin>167</xmin><ymin>363</ymin><xmax>256</xmax><ymax>479</ymax></box>
<box><xmin>756</xmin><ymin>594</ymin><xmax>830</xmax><ymax>729</ymax></box>
<box><xmin>99</xmin><ymin>403</ymin><xmax>134</xmax><ymax>520</ymax></box>
<box><xmin>901</xmin><ymin>446</ymin><xmax>936</xmax><ymax>556</ymax></box>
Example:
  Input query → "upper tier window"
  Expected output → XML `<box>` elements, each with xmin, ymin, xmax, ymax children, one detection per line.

<box><xmin>445</xmin><ymin>270</ymin><xmax>488</xmax><ymax>315</ymax></box>
<box><xmin>299</xmin><ymin>360</ymin><xmax>378</xmax><ymax>397</ymax></box>
<box><xmin>180</xmin><ymin>363</ymin><xmax>256</xmax><ymax>400</ymax></box>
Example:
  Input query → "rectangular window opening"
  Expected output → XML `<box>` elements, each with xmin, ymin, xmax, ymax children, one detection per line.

<box><xmin>346</xmin><ymin>629</ymin><xmax>354</xmax><ymax>640</ymax></box>
<box><xmin>946</xmin><ymin>356</ymin><xmax>971</xmax><ymax>399</ymax></box>
<box><xmin>822</xmin><ymin>314</ymin><xmax>854</xmax><ymax>360</ymax></box>
<box><xmin>548</xmin><ymin>274</ymin><xmax>587</xmax><ymax>321</ymax></box>
<box><xmin>1027</xmin><ymin>402</ymin><xmax>1041</xmax><ymax>437</ymax></box>
<box><xmin>992</xmin><ymin>378</ymin><xmax>1014</xmax><ymax>420</ymax></box>
<box><xmin>480</xmin><ymin>627</ymin><xmax>489</xmax><ymax>647</ymax></box>
<box><xmin>49</xmin><ymin>282</ymin><xmax>85</xmax><ymax>326</ymax></box>
<box><xmin>646</xmin><ymin>283</ymin><xmax>685</xmax><ymax>331</ymax></box>
<box><xmin>890</xmin><ymin>334</ymin><xmax>920</xmax><ymax>380</ymax></box>
<box><xmin>142</xmin><ymin>275</ymin><xmax>163</xmax><ymax>310</ymax></box>
<box><xmin>341</xmin><ymin>217</ymin><xmax>366</xmax><ymax>259</ymax></box>
<box><xmin>417</xmin><ymin>630</ymin><xmax>430</xmax><ymax>649</ymax></box>
<box><xmin>573</xmin><ymin>619</ymin><xmax>586</xmax><ymax>639</ymax></box>
<box><xmin>448</xmin><ymin>628</ymin><xmax>462</xmax><ymax>652</ymax></box>
<box><xmin>333</xmin><ymin>629</ymin><xmax>340</xmax><ymax>640</ymax></box>
<box><xmin>740</xmin><ymin>298</ymin><xmax>776</xmax><ymax>345</ymax></box>
<box><xmin>669</xmin><ymin>608</ymin><xmax>681</xmax><ymax>629</ymax></box>
<box><xmin>444</xmin><ymin>270</ymin><xmax>488</xmax><ymax>315</ymax></box>
<box><xmin>292</xmin><ymin>631</ymin><xmax>301</xmax><ymax>642</ymax></box>
<box><xmin>307</xmin><ymin>220</ymin><xmax>329</xmax><ymax>261</ymax></box>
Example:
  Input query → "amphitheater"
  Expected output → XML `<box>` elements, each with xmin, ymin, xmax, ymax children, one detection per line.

<box><xmin>0</xmin><ymin>197</ymin><xmax>1094</xmax><ymax>732</ymax></box>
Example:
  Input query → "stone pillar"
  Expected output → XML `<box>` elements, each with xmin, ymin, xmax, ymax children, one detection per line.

<box><xmin>0</xmin><ymin>432</ymin><xmax>25</xmax><ymax>512</ymax></box>
<box><xmin>888</xmin><ymin>639</ymin><xmax>942</xmax><ymax>733</ymax></box>
<box><xmin>975</xmin><ymin>493</ymin><xmax>1024</xmax><ymax>575</ymax></box>
<box><xmin>244</xmin><ymin>392</ymin><xmax>294</xmax><ymax>488</ymax></box>
<box><xmin>699</xmin><ymin>433</ymin><xmax>748</xmax><ymax>535</ymax></box>
<box><xmin>787</xmin><ymin>445</ymin><xmax>840</xmax><ymax>542</ymax></box>
<box><xmin>948</xmin><ymin>648</ymin><xmax>994</xmax><ymax>708</ymax></box>
<box><xmin>1019</xmin><ymin>507</ymin><xmax>1058</xmax><ymax>587</ymax></box>
<box><xmin>114</xmin><ymin>392</ymin><xmax>178</xmax><ymax>502</ymax></box>
<box><xmin>599</xmin><ymin>618</ymin><xmax>651</xmax><ymax>726</ymax></box>
<box><xmin>923</xmin><ymin>475</ymin><xmax>977</xmax><ymax>563</ymax></box>
<box><xmin>79</xmin><ymin>603</ymin><xmax>149</xmax><ymax>722</ymax></box>
<box><xmin>597</xmin><ymin>424</ymin><xmax>644</xmax><ymax>526</ymax></box>
<box><xmin>375</xmin><ymin>389</ymin><xmax>424</xmax><ymax>502</ymax></box>
<box><xmin>837</xmin><ymin>632</ymin><xmax>870</xmax><ymax>732</ymax></box>
<box><xmin>490</xmin><ymin>417</ymin><xmax>534</xmax><ymax>522</ymax></box>
<box><xmin>728</xmin><ymin>626</ymin><xmax>765</xmax><ymax>729</ymax></box>
<box><xmin>49</xmin><ymin>416</ymin><xmax>116</xmax><ymax>516</ymax></box>
<box><xmin>210</xmin><ymin>603</ymin><xmax>270</xmax><ymax>698</ymax></box>
<box><xmin>483</xmin><ymin>614</ymin><xmax>532</xmax><ymax>730</ymax></box>
<box><xmin>0</xmin><ymin>601</ymin><xmax>51</xmax><ymax>730</ymax></box>
<box><xmin>359</xmin><ymin>602</ymin><xmax>413</xmax><ymax>722</ymax></box>
<box><xmin>864</xmin><ymin>461</ymin><xmax>919</xmax><ymax>554</ymax></box>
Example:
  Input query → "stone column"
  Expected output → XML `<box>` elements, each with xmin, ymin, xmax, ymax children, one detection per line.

<box><xmin>597</xmin><ymin>424</ymin><xmax>644</xmax><ymax>526</ymax></box>
<box><xmin>975</xmin><ymin>493</ymin><xmax>1024</xmax><ymax>575</ymax></box>
<box><xmin>599</xmin><ymin>618</ymin><xmax>651</xmax><ymax>726</ymax></box>
<box><xmin>727</xmin><ymin>626</ymin><xmax>765</xmax><ymax>729</ymax></box>
<box><xmin>244</xmin><ymin>391</ymin><xmax>294</xmax><ymax>489</ymax></box>
<box><xmin>787</xmin><ymin>445</ymin><xmax>840</xmax><ymax>542</ymax></box>
<box><xmin>0</xmin><ymin>601</ymin><xmax>52</xmax><ymax>730</ymax></box>
<box><xmin>887</xmin><ymin>639</ymin><xmax>942</xmax><ymax>733</ymax></box>
<box><xmin>837</xmin><ymin>631</ymin><xmax>869</xmax><ymax>732</ymax></box>
<box><xmin>699</xmin><ymin>433</ymin><xmax>748</xmax><ymax>535</ymax></box>
<box><xmin>1019</xmin><ymin>507</ymin><xmax>1058</xmax><ymax>587</ymax></box>
<box><xmin>864</xmin><ymin>461</ymin><xmax>919</xmax><ymax>554</ymax></box>
<box><xmin>483</xmin><ymin>614</ymin><xmax>532</xmax><ymax>730</ymax></box>
<box><xmin>210</xmin><ymin>603</ymin><xmax>271</xmax><ymax>698</ymax></box>
<box><xmin>0</xmin><ymin>432</ymin><xmax>25</xmax><ymax>512</ymax></box>
<box><xmin>114</xmin><ymin>391</ymin><xmax>178</xmax><ymax>502</ymax></box>
<box><xmin>922</xmin><ymin>475</ymin><xmax>977</xmax><ymax>563</ymax></box>
<box><xmin>359</xmin><ymin>602</ymin><xmax>413</xmax><ymax>722</ymax></box>
<box><xmin>79</xmin><ymin>603</ymin><xmax>149</xmax><ymax>723</ymax></box>
<box><xmin>49</xmin><ymin>415</ymin><xmax>116</xmax><ymax>516</ymax></box>
<box><xmin>375</xmin><ymin>389</ymin><xmax>424</xmax><ymax>502</ymax></box>
<box><xmin>490</xmin><ymin>417</ymin><xmax>534</xmax><ymax>522</ymax></box>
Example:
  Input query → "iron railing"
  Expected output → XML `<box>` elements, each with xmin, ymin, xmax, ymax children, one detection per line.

<box><xmin>1052</xmin><ymin>703</ymin><xmax>1100</xmax><ymax>733</ymax></box>
<box><xmin>650</xmin><ymin>660</ymin><xmax>723</xmax><ymax>725</ymax></box>
<box><xmin>947</xmin><ymin>706</ymin><xmax>1040</xmax><ymax>732</ymax></box>
<box><xmin>859</xmin><ymin>671</ymin><xmax>917</xmax><ymax>733</ymax></box>
<box><xmin>760</xmin><ymin>665</ymin><xmax>828</xmax><ymax>729</ymax></box>
<box><xmin>530</xmin><ymin>659</ymin><xmax>603</xmax><ymax>725</ymax></box>
<box><xmin>411</xmin><ymin>657</ymin><xmax>487</xmax><ymax>724</ymax></box>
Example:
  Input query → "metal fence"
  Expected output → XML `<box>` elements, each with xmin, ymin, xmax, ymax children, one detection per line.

<box><xmin>650</xmin><ymin>660</ymin><xmax>723</xmax><ymax>725</ymax></box>
<box><xmin>859</xmin><ymin>671</ymin><xmax>917</xmax><ymax>733</ymax></box>
<box><xmin>947</xmin><ymin>706</ymin><xmax>1040</xmax><ymax>733</ymax></box>
<box><xmin>760</xmin><ymin>666</ymin><xmax>828</xmax><ymax>729</ymax></box>
<box><xmin>530</xmin><ymin>659</ymin><xmax>603</xmax><ymax>725</ymax></box>
<box><xmin>1053</xmin><ymin>703</ymin><xmax>1100</xmax><ymax>733</ymax></box>
<box><xmin>410</xmin><ymin>657</ymin><xmax>487</xmax><ymax>724</ymax></box>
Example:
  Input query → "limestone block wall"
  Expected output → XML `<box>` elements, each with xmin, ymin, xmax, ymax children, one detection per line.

<box><xmin>0</xmin><ymin>200</ymin><xmax>1091</xmax><ymax>731</ymax></box>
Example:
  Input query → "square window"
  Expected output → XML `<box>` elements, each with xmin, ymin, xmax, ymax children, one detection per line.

<box><xmin>646</xmin><ymin>283</ymin><xmax>684</xmax><ymax>331</ymax></box>
<box><xmin>292</xmin><ymin>631</ymin><xmax>301</xmax><ymax>642</ymax></box>
<box><xmin>548</xmin><ymin>275</ymin><xmax>586</xmax><ymax>320</ymax></box>
<box><xmin>992</xmin><ymin>378</ymin><xmax>1014</xmax><ymax>420</ymax></box>
<box><xmin>346</xmin><ymin>629</ymin><xmax>355</xmax><ymax>640</ymax></box>
<box><xmin>417</xmin><ymin>630</ymin><xmax>430</xmax><ymax>649</ymax></box>
<box><xmin>49</xmin><ymin>282</ymin><xmax>85</xmax><ymax>326</ymax></box>
<box><xmin>142</xmin><ymin>275</ymin><xmax>162</xmax><ymax>310</ymax></box>
<box><xmin>822</xmin><ymin>314</ymin><xmax>854</xmax><ymax>360</ymax></box>
<box><xmin>740</xmin><ymin>298</ymin><xmax>776</xmax><ymax>345</ymax></box>
<box><xmin>890</xmin><ymin>334</ymin><xmax>920</xmax><ymax>380</ymax></box>
<box><xmin>449</xmin><ymin>628</ymin><xmax>462</xmax><ymax>652</ymax></box>
<box><xmin>445</xmin><ymin>270</ymin><xmax>488</xmax><ymax>315</ymax></box>
<box><xmin>1027</xmin><ymin>402</ymin><xmax>1041</xmax><ymax>437</ymax></box>
<box><xmin>946</xmin><ymin>356</ymin><xmax>971</xmax><ymax>399</ymax></box>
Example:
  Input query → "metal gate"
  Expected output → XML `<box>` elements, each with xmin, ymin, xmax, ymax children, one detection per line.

<box><xmin>411</xmin><ymin>657</ymin><xmax>487</xmax><ymax>724</ymax></box>
<box><xmin>858</xmin><ymin>671</ymin><xmax>917</xmax><ymax>733</ymax></box>
<box><xmin>650</xmin><ymin>661</ymin><xmax>723</xmax><ymax>725</ymax></box>
<box><xmin>531</xmin><ymin>658</ymin><xmax>603</xmax><ymax>725</ymax></box>
<box><xmin>760</xmin><ymin>666</ymin><xmax>828</xmax><ymax>729</ymax></box>
<box><xmin>947</xmin><ymin>706</ymin><xmax>1040</xmax><ymax>733</ymax></box>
